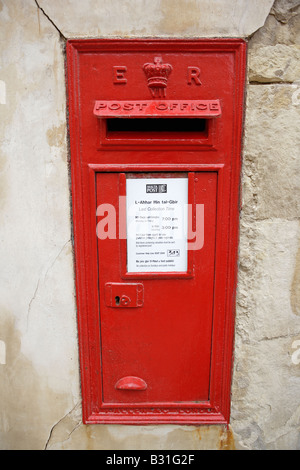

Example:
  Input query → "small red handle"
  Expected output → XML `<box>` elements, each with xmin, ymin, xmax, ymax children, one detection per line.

<box><xmin>115</xmin><ymin>376</ymin><xmax>147</xmax><ymax>391</ymax></box>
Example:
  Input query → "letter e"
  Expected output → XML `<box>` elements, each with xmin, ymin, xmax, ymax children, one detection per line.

<box><xmin>113</xmin><ymin>66</ymin><xmax>127</xmax><ymax>84</ymax></box>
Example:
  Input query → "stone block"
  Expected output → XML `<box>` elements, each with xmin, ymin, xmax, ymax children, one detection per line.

<box><xmin>233</xmin><ymin>218</ymin><xmax>300</xmax><ymax>449</ymax></box>
<box><xmin>242</xmin><ymin>84</ymin><xmax>300</xmax><ymax>220</ymax></box>
<box><xmin>248</xmin><ymin>44</ymin><xmax>300</xmax><ymax>83</ymax></box>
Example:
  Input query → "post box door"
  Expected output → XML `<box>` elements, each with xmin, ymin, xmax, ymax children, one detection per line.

<box><xmin>96</xmin><ymin>171</ymin><xmax>217</xmax><ymax>403</ymax></box>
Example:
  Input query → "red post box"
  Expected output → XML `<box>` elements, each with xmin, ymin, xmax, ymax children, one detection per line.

<box><xmin>66</xmin><ymin>39</ymin><xmax>246</xmax><ymax>424</ymax></box>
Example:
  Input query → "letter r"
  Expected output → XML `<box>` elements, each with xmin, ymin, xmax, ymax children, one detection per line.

<box><xmin>187</xmin><ymin>67</ymin><xmax>202</xmax><ymax>85</ymax></box>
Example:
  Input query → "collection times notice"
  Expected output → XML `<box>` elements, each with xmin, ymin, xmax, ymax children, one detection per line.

<box><xmin>126</xmin><ymin>178</ymin><xmax>188</xmax><ymax>273</ymax></box>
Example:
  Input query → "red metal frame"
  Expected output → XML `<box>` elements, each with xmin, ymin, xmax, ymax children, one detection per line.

<box><xmin>66</xmin><ymin>39</ymin><xmax>247</xmax><ymax>425</ymax></box>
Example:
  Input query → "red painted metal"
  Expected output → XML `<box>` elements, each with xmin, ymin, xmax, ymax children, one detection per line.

<box><xmin>66</xmin><ymin>39</ymin><xmax>247</xmax><ymax>425</ymax></box>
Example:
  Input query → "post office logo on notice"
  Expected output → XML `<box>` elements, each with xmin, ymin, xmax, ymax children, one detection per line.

<box><xmin>146</xmin><ymin>184</ymin><xmax>167</xmax><ymax>194</ymax></box>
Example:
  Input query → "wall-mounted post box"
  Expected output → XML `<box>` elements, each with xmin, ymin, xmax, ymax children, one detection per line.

<box><xmin>66</xmin><ymin>39</ymin><xmax>246</xmax><ymax>424</ymax></box>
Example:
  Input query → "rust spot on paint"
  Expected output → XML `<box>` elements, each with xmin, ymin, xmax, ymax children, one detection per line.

<box><xmin>218</xmin><ymin>426</ymin><xmax>236</xmax><ymax>450</ymax></box>
<box><xmin>194</xmin><ymin>427</ymin><xmax>202</xmax><ymax>441</ymax></box>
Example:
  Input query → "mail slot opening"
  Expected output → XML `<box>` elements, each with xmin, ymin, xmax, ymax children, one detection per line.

<box><xmin>106</xmin><ymin>118</ymin><xmax>207</xmax><ymax>136</ymax></box>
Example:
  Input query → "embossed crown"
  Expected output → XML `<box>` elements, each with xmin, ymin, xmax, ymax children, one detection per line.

<box><xmin>143</xmin><ymin>56</ymin><xmax>173</xmax><ymax>98</ymax></box>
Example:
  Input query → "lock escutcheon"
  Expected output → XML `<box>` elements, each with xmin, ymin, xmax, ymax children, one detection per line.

<box><xmin>105</xmin><ymin>283</ymin><xmax>144</xmax><ymax>308</ymax></box>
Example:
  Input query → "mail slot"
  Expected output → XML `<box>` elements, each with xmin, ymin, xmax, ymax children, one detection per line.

<box><xmin>66</xmin><ymin>39</ymin><xmax>246</xmax><ymax>424</ymax></box>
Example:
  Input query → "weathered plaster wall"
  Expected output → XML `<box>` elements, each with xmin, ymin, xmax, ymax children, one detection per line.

<box><xmin>0</xmin><ymin>0</ymin><xmax>299</xmax><ymax>450</ymax></box>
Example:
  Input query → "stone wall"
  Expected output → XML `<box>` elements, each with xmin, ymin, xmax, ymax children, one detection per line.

<box><xmin>232</xmin><ymin>0</ymin><xmax>300</xmax><ymax>449</ymax></box>
<box><xmin>0</xmin><ymin>0</ymin><xmax>299</xmax><ymax>450</ymax></box>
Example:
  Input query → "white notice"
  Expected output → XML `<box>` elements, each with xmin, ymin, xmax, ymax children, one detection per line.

<box><xmin>126</xmin><ymin>178</ymin><xmax>188</xmax><ymax>273</ymax></box>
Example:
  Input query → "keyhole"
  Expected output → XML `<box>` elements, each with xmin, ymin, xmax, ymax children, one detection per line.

<box><xmin>115</xmin><ymin>296</ymin><xmax>120</xmax><ymax>306</ymax></box>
